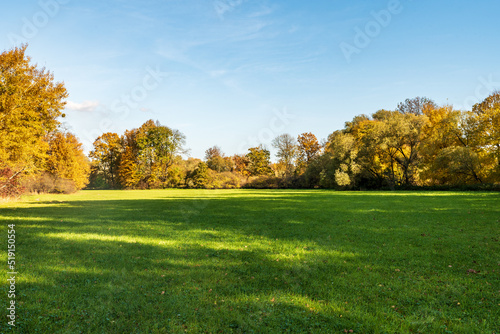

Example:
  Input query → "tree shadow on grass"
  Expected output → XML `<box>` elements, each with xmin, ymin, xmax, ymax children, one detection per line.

<box><xmin>1</xmin><ymin>190</ymin><xmax>499</xmax><ymax>333</ymax></box>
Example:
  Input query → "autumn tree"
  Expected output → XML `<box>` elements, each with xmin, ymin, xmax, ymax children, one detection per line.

<box><xmin>0</xmin><ymin>45</ymin><xmax>68</xmax><ymax>192</ymax></box>
<box><xmin>272</xmin><ymin>134</ymin><xmax>297</xmax><ymax>177</ymax></box>
<box><xmin>325</xmin><ymin>131</ymin><xmax>361</xmax><ymax>187</ymax></box>
<box><xmin>419</xmin><ymin>104</ymin><xmax>495</xmax><ymax>185</ymax></box>
<box><xmin>117</xmin><ymin>129</ymin><xmax>140</xmax><ymax>188</ymax></box>
<box><xmin>381</xmin><ymin>111</ymin><xmax>427</xmax><ymax>185</ymax></box>
<box><xmin>135</xmin><ymin>120</ymin><xmax>186</xmax><ymax>187</ymax></box>
<box><xmin>419</xmin><ymin>106</ymin><xmax>464</xmax><ymax>184</ymax></box>
<box><xmin>296</xmin><ymin>132</ymin><xmax>321</xmax><ymax>172</ymax></box>
<box><xmin>472</xmin><ymin>91</ymin><xmax>500</xmax><ymax>114</ymax></box>
<box><xmin>89</xmin><ymin>132</ymin><xmax>122</xmax><ymax>188</ymax></box>
<box><xmin>473</xmin><ymin>93</ymin><xmax>500</xmax><ymax>182</ymax></box>
<box><xmin>246</xmin><ymin>146</ymin><xmax>272</xmax><ymax>176</ymax></box>
<box><xmin>205</xmin><ymin>146</ymin><xmax>231</xmax><ymax>172</ymax></box>
<box><xmin>432</xmin><ymin>147</ymin><xmax>484</xmax><ymax>184</ymax></box>
<box><xmin>231</xmin><ymin>154</ymin><xmax>250</xmax><ymax>177</ymax></box>
<box><xmin>186</xmin><ymin>161</ymin><xmax>210</xmax><ymax>188</ymax></box>
<box><xmin>46</xmin><ymin>131</ymin><xmax>90</xmax><ymax>190</ymax></box>
<box><xmin>397</xmin><ymin>96</ymin><xmax>436</xmax><ymax>115</ymax></box>
<box><xmin>353</xmin><ymin>110</ymin><xmax>426</xmax><ymax>187</ymax></box>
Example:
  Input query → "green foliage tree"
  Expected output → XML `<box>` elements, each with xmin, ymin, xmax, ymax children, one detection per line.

<box><xmin>135</xmin><ymin>120</ymin><xmax>187</xmax><ymax>187</ymax></box>
<box><xmin>187</xmin><ymin>161</ymin><xmax>210</xmax><ymax>188</ymax></box>
<box><xmin>205</xmin><ymin>146</ymin><xmax>231</xmax><ymax>172</ymax></box>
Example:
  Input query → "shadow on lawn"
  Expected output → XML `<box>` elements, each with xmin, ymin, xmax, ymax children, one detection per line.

<box><xmin>9</xmin><ymin>231</ymin><xmax>377</xmax><ymax>332</ymax></box>
<box><xmin>1</xmin><ymin>191</ymin><xmax>499</xmax><ymax>333</ymax></box>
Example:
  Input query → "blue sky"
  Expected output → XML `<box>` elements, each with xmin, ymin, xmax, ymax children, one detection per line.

<box><xmin>1</xmin><ymin>0</ymin><xmax>500</xmax><ymax>159</ymax></box>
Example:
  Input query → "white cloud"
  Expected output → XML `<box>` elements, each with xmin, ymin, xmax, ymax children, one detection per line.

<box><xmin>66</xmin><ymin>100</ymin><xmax>100</xmax><ymax>112</ymax></box>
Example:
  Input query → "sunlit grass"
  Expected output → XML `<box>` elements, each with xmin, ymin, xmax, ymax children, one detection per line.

<box><xmin>0</xmin><ymin>189</ymin><xmax>499</xmax><ymax>333</ymax></box>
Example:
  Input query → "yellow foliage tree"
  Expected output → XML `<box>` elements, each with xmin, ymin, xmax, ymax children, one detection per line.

<box><xmin>0</xmin><ymin>45</ymin><xmax>68</xmax><ymax>174</ymax></box>
<box><xmin>46</xmin><ymin>131</ymin><xmax>90</xmax><ymax>189</ymax></box>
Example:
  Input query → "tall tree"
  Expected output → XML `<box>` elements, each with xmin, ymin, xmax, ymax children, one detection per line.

<box><xmin>272</xmin><ymin>134</ymin><xmax>297</xmax><ymax>176</ymax></box>
<box><xmin>326</xmin><ymin>131</ymin><xmax>361</xmax><ymax>187</ymax></box>
<box><xmin>472</xmin><ymin>91</ymin><xmax>500</xmax><ymax>114</ymax></box>
<box><xmin>117</xmin><ymin>129</ymin><xmax>140</xmax><ymax>188</ymax></box>
<box><xmin>473</xmin><ymin>93</ymin><xmax>500</xmax><ymax>182</ymax></box>
<box><xmin>46</xmin><ymin>131</ymin><xmax>90</xmax><ymax>189</ymax></box>
<box><xmin>246</xmin><ymin>146</ymin><xmax>272</xmax><ymax>176</ymax></box>
<box><xmin>205</xmin><ymin>146</ymin><xmax>231</xmax><ymax>172</ymax></box>
<box><xmin>231</xmin><ymin>154</ymin><xmax>250</xmax><ymax>177</ymax></box>
<box><xmin>0</xmin><ymin>45</ymin><xmax>68</xmax><ymax>179</ymax></box>
<box><xmin>397</xmin><ymin>96</ymin><xmax>436</xmax><ymax>115</ymax></box>
<box><xmin>297</xmin><ymin>132</ymin><xmax>321</xmax><ymax>171</ymax></box>
<box><xmin>135</xmin><ymin>120</ymin><xmax>186</xmax><ymax>187</ymax></box>
<box><xmin>187</xmin><ymin>161</ymin><xmax>210</xmax><ymax>188</ymax></box>
<box><xmin>89</xmin><ymin>132</ymin><xmax>122</xmax><ymax>188</ymax></box>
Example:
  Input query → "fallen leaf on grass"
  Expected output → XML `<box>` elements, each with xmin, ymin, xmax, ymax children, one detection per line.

<box><xmin>467</xmin><ymin>269</ymin><xmax>480</xmax><ymax>274</ymax></box>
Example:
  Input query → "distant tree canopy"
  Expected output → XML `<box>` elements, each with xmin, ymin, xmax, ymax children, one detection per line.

<box><xmin>397</xmin><ymin>96</ymin><xmax>437</xmax><ymax>115</ymax></box>
<box><xmin>88</xmin><ymin>119</ymin><xmax>187</xmax><ymax>189</ymax></box>
<box><xmin>306</xmin><ymin>96</ymin><xmax>500</xmax><ymax>189</ymax></box>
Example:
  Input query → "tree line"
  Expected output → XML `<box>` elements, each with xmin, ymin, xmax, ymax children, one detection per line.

<box><xmin>1</xmin><ymin>45</ymin><xmax>499</xmax><ymax>196</ymax></box>
<box><xmin>87</xmin><ymin>93</ymin><xmax>499</xmax><ymax>190</ymax></box>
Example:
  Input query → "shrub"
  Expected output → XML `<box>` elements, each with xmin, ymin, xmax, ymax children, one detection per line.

<box><xmin>211</xmin><ymin>171</ymin><xmax>246</xmax><ymax>189</ymax></box>
<box><xmin>23</xmin><ymin>172</ymin><xmax>77</xmax><ymax>194</ymax></box>
<box><xmin>0</xmin><ymin>167</ymin><xmax>25</xmax><ymax>197</ymax></box>
<box><xmin>244</xmin><ymin>175</ymin><xmax>280</xmax><ymax>189</ymax></box>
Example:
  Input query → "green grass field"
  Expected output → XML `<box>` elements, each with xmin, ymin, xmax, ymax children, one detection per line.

<box><xmin>1</xmin><ymin>190</ymin><xmax>499</xmax><ymax>333</ymax></box>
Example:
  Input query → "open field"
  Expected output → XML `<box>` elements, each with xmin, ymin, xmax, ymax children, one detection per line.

<box><xmin>1</xmin><ymin>190</ymin><xmax>499</xmax><ymax>333</ymax></box>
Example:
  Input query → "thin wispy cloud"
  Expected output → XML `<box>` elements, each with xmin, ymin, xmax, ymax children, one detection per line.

<box><xmin>247</xmin><ymin>5</ymin><xmax>276</xmax><ymax>18</ymax></box>
<box><xmin>66</xmin><ymin>101</ymin><xmax>100</xmax><ymax>112</ymax></box>
<box><xmin>4</xmin><ymin>0</ymin><xmax>497</xmax><ymax>160</ymax></box>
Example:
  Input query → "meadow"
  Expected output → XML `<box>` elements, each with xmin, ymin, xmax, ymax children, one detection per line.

<box><xmin>0</xmin><ymin>189</ymin><xmax>499</xmax><ymax>333</ymax></box>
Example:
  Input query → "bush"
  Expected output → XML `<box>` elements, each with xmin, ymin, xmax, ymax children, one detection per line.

<box><xmin>23</xmin><ymin>172</ymin><xmax>77</xmax><ymax>194</ymax></box>
<box><xmin>244</xmin><ymin>175</ymin><xmax>281</xmax><ymax>189</ymax></box>
<box><xmin>53</xmin><ymin>177</ymin><xmax>77</xmax><ymax>194</ymax></box>
<box><xmin>0</xmin><ymin>167</ymin><xmax>25</xmax><ymax>197</ymax></box>
<box><xmin>211</xmin><ymin>171</ymin><xmax>246</xmax><ymax>189</ymax></box>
